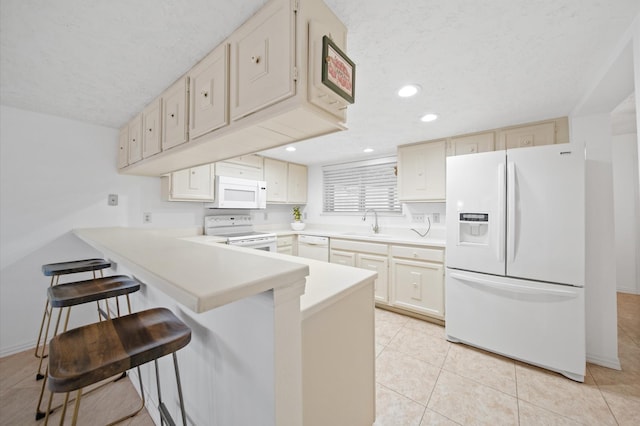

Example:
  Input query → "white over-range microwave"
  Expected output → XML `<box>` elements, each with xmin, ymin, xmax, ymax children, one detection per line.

<box><xmin>205</xmin><ymin>176</ymin><xmax>267</xmax><ymax>209</ymax></box>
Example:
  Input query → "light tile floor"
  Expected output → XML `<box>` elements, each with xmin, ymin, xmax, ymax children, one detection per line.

<box><xmin>374</xmin><ymin>292</ymin><xmax>640</xmax><ymax>425</ymax></box>
<box><xmin>1</xmin><ymin>293</ymin><xmax>638</xmax><ymax>425</ymax></box>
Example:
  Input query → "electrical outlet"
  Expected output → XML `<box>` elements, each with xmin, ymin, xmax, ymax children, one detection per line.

<box><xmin>432</xmin><ymin>213</ymin><xmax>440</xmax><ymax>223</ymax></box>
<box><xmin>143</xmin><ymin>212</ymin><xmax>152</xmax><ymax>224</ymax></box>
<box><xmin>412</xmin><ymin>214</ymin><xmax>425</xmax><ymax>223</ymax></box>
<box><xmin>108</xmin><ymin>194</ymin><xmax>118</xmax><ymax>206</ymax></box>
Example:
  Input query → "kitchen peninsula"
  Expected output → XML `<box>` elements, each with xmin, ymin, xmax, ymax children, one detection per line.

<box><xmin>74</xmin><ymin>227</ymin><xmax>376</xmax><ymax>426</ymax></box>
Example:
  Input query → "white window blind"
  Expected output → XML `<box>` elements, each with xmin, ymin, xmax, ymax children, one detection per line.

<box><xmin>323</xmin><ymin>157</ymin><xmax>400</xmax><ymax>213</ymax></box>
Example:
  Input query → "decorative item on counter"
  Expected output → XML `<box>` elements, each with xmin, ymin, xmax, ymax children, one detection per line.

<box><xmin>291</xmin><ymin>206</ymin><xmax>306</xmax><ymax>231</ymax></box>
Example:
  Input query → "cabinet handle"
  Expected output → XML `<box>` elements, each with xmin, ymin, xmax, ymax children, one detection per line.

<box><xmin>148</xmin><ymin>128</ymin><xmax>153</xmax><ymax>132</ymax></box>
<box><xmin>251</xmin><ymin>55</ymin><xmax>261</xmax><ymax>64</ymax></box>
<box><xmin>170</xmin><ymin>113</ymin><xmax>175</xmax><ymax>118</ymax></box>
<box><xmin>201</xmin><ymin>91</ymin><xmax>208</xmax><ymax>98</ymax></box>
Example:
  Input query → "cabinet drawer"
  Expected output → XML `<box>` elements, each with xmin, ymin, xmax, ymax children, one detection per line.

<box><xmin>391</xmin><ymin>245</ymin><xmax>444</xmax><ymax>263</ymax></box>
<box><xmin>277</xmin><ymin>235</ymin><xmax>294</xmax><ymax>247</ymax></box>
<box><xmin>331</xmin><ymin>239</ymin><xmax>388</xmax><ymax>255</ymax></box>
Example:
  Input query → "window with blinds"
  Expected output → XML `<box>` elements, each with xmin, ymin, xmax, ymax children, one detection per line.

<box><xmin>323</xmin><ymin>157</ymin><xmax>401</xmax><ymax>213</ymax></box>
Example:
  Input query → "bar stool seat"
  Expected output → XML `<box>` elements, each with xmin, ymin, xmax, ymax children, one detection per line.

<box><xmin>47</xmin><ymin>308</ymin><xmax>191</xmax><ymax>425</ymax></box>
<box><xmin>48</xmin><ymin>275</ymin><xmax>140</xmax><ymax>309</ymax></box>
<box><xmin>36</xmin><ymin>275</ymin><xmax>141</xmax><ymax>420</ymax></box>
<box><xmin>42</xmin><ymin>258</ymin><xmax>112</xmax><ymax>277</ymax></box>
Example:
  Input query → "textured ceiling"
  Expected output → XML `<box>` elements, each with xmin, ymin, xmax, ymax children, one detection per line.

<box><xmin>1</xmin><ymin>0</ymin><xmax>639</xmax><ymax>165</ymax></box>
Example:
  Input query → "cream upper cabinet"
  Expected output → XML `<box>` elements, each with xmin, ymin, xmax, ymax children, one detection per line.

<box><xmin>397</xmin><ymin>140</ymin><xmax>446</xmax><ymax>202</ymax></box>
<box><xmin>117</xmin><ymin>126</ymin><xmax>129</xmax><ymax>169</ymax></box>
<box><xmin>448</xmin><ymin>132</ymin><xmax>495</xmax><ymax>156</ymax></box>
<box><xmin>162</xmin><ymin>76</ymin><xmax>189</xmax><ymax>151</ymax></box>
<box><xmin>142</xmin><ymin>99</ymin><xmax>162</xmax><ymax>159</ymax></box>
<box><xmin>263</xmin><ymin>158</ymin><xmax>308</xmax><ymax>203</ymax></box>
<box><xmin>162</xmin><ymin>164</ymin><xmax>214</xmax><ymax>201</ymax></box>
<box><xmin>287</xmin><ymin>162</ymin><xmax>308</xmax><ymax>204</ymax></box>
<box><xmin>497</xmin><ymin>122</ymin><xmax>555</xmax><ymax>150</ymax></box>
<box><xmin>215</xmin><ymin>154</ymin><xmax>264</xmax><ymax>180</ymax></box>
<box><xmin>264</xmin><ymin>158</ymin><xmax>288</xmax><ymax>202</ymax></box>
<box><xmin>229</xmin><ymin>0</ymin><xmax>295</xmax><ymax>121</ymax></box>
<box><xmin>189</xmin><ymin>44</ymin><xmax>229</xmax><ymax>140</ymax></box>
<box><xmin>127</xmin><ymin>114</ymin><xmax>143</xmax><ymax>165</ymax></box>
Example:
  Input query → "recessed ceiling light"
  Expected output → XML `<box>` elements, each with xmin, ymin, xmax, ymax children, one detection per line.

<box><xmin>398</xmin><ymin>84</ymin><xmax>421</xmax><ymax>98</ymax></box>
<box><xmin>285</xmin><ymin>146</ymin><xmax>296</xmax><ymax>152</ymax></box>
<box><xmin>363</xmin><ymin>148</ymin><xmax>374</xmax><ymax>153</ymax></box>
<box><xmin>420</xmin><ymin>113</ymin><xmax>439</xmax><ymax>122</ymax></box>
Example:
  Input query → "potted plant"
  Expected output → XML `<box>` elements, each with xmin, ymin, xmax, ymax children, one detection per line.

<box><xmin>291</xmin><ymin>206</ymin><xmax>305</xmax><ymax>230</ymax></box>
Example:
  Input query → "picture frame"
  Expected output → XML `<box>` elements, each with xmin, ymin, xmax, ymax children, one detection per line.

<box><xmin>321</xmin><ymin>35</ymin><xmax>355</xmax><ymax>104</ymax></box>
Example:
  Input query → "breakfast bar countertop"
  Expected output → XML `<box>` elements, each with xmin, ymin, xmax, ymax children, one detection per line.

<box><xmin>74</xmin><ymin>227</ymin><xmax>310</xmax><ymax>313</ymax></box>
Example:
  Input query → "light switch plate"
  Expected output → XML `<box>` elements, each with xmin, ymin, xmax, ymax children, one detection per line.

<box><xmin>108</xmin><ymin>194</ymin><xmax>118</xmax><ymax>206</ymax></box>
<box><xmin>412</xmin><ymin>214</ymin><xmax>425</xmax><ymax>223</ymax></box>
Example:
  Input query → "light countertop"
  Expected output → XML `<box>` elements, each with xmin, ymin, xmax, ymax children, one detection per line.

<box><xmin>261</xmin><ymin>227</ymin><xmax>446</xmax><ymax>247</ymax></box>
<box><xmin>75</xmin><ymin>227</ymin><xmax>376</xmax><ymax>318</ymax></box>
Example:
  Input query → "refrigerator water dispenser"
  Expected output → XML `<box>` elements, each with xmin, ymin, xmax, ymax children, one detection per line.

<box><xmin>458</xmin><ymin>213</ymin><xmax>489</xmax><ymax>244</ymax></box>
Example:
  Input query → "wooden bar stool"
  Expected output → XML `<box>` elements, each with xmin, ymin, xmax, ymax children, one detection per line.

<box><xmin>36</xmin><ymin>275</ymin><xmax>141</xmax><ymax>420</ymax></box>
<box><xmin>35</xmin><ymin>258</ymin><xmax>112</xmax><ymax>379</ymax></box>
<box><xmin>45</xmin><ymin>308</ymin><xmax>191</xmax><ymax>426</ymax></box>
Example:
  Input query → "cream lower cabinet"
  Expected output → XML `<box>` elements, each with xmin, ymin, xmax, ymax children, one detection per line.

<box><xmin>390</xmin><ymin>245</ymin><xmax>445</xmax><ymax>320</ymax></box>
<box><xmin>330</xmin><ymin>239</ymin><xmax>389</xmax><ymax>303</ymax></box>
<box><xmin>277</xmin><ymin>235</ymin><xmax>296</xmax><ymax>255</ymax></box>
<box><xmin>161</xmin><ymin>164</ymin><xmax>214</xmax><ymax>201</ymax></box>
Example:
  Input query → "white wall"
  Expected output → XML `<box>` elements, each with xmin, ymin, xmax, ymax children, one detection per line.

<box><xmin>611</xmin><ymin>133</ymin><xmax>640</xmax><ymax>294</ymax></box>
<box><xmin>0</xmin><ymin>106</ymin><xmax>204</xmax><ymax>355</ymax></box>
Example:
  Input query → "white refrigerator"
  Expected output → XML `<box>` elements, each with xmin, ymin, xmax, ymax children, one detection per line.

<box><xmin>445</xmin><ymin>143</ymin><xmax>586</xmax><ymax>381</ymax></box>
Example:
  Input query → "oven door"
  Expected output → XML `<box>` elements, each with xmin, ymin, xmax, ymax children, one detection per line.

<box><xmin>227</xmin><ymin>237</ymin><xmax>277</xmax><ymax>252</ymax></box>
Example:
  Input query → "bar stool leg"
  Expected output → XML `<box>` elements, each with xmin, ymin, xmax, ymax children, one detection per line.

<box><xmin>173</xmin><ymin>353</ymin><xmax>187</xmax><ymax>426</ymax></box>
<box><xmin>34</xmin><ymin>276</ymin><xmax>55</xmax><ymax>360</ymax></box>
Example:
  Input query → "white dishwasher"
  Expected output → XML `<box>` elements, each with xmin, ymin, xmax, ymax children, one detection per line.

<box><xmin>297</xmin><ymin>235</ymin><xmax>329</xmax><ymax>262</ymax></box>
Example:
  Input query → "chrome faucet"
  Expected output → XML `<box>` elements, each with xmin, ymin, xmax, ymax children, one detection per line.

<box><xmin>362</xmin><ymin>209</ymin><xmax>379</xmax><ymax>233</ymax></box>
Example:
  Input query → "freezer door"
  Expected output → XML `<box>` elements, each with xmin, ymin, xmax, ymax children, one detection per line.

<box><xmin>446</xmin><ymin>151</ymin><xmax>506</xmax><ymax>275</ymax></box>
<box><xmin>506</xmin><ymin>144</ymin><xmax>585</xmax><ymax>286</ymax></box>
<box><xmin>445</xmin><ymin>269</ymin><xmax>586</xmax><ymax>381</ymax></box>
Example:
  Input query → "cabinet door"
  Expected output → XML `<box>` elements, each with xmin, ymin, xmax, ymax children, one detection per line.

<box><xmin>128</xmin><ymin>115</ymin><xmax>143</xmax><ymax>164</ymax></box>
<box><xmin>224</xmin><ymin>154</ymin><xmax>264</xmax><ymax>168</ymax></box>
<box><xmin>287</xmin><ymin>163</ymin><xmax>307</xmax><ymax>204</ymax></box>
<box><xmin>358</xmin><ymin>253</ymin><xmax>389</xmax><ymax>303</ymax></box>
<box><xmin>278</xmin><ymin>245</ymin><xmax>294</xmax><ymax>255</ymax></box>
<box><xmin>330</xmin><ymin>250</ymin><xmax>356</xmax><ymax>267</ymax></box>
<box><xmin>497</xmin><ymin>122</ymin><xmax>555</xmax><ymax>150</ymax></box>
<box><xmin>397</xmin><ymin>140</ymin><xmax>446</xmax><ymax>201</ymax></box>
<box><xmin>392</xmin><ymin>258</ymin><xmax>444</xmax><ymax>319</ymax></box>
<box><xmin>230</xmin><ymin>0</ymin><xmax>295</xmax><ymax>120</ymax></box>
<box><xmin>162</xmin><ymin>77</ymin><xmax>189</xmax><ymax>150</ymax></box>
<box><xmin>189</xmin><ymin>44</ymin><xmax>229</xmax><ymax>139</ymax></box>
<box><xmin>264</xmin><ymin>158</ymin><xmax>288</xmax><ymax>202</ymax></box>
<box><xmin>117</xmin><ymin>126</ymin><xmax>129</xmax><ymax>168</ymax></box>
<box><xmin>170</xmin><ymin>164</ymin><xmax>214</xmax><ymax>201</ymax></box>
<box><xmin>142</xmin><ymin>99</ymin><xmax>162</xmax><ymax>158</ymax></box>
<box><xmin>449</xmin><ymin>132</ymin><xmax>495</xmax><ymax>156</ymax></box>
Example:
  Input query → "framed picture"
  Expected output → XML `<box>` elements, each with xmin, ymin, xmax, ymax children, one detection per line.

<box><xmin>322</xmin><ymin>35</ymin><xmax>355</xmax><ymax>104</ymax></box>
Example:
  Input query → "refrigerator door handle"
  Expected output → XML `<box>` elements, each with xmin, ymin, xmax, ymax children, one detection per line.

<box><xmin>497</xmin><ymin>163</ymin><xmax>505</xmax><ymax>262</ymax></box>
<box><xmin>507</xmin><ymin>161</ymin><xmax>516</xmax><ymax>263</ymax></box>
<box><xmin>449</xmin><ymin>272</ymin><xmax>580</xmax><ymax>299</ymax></box>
